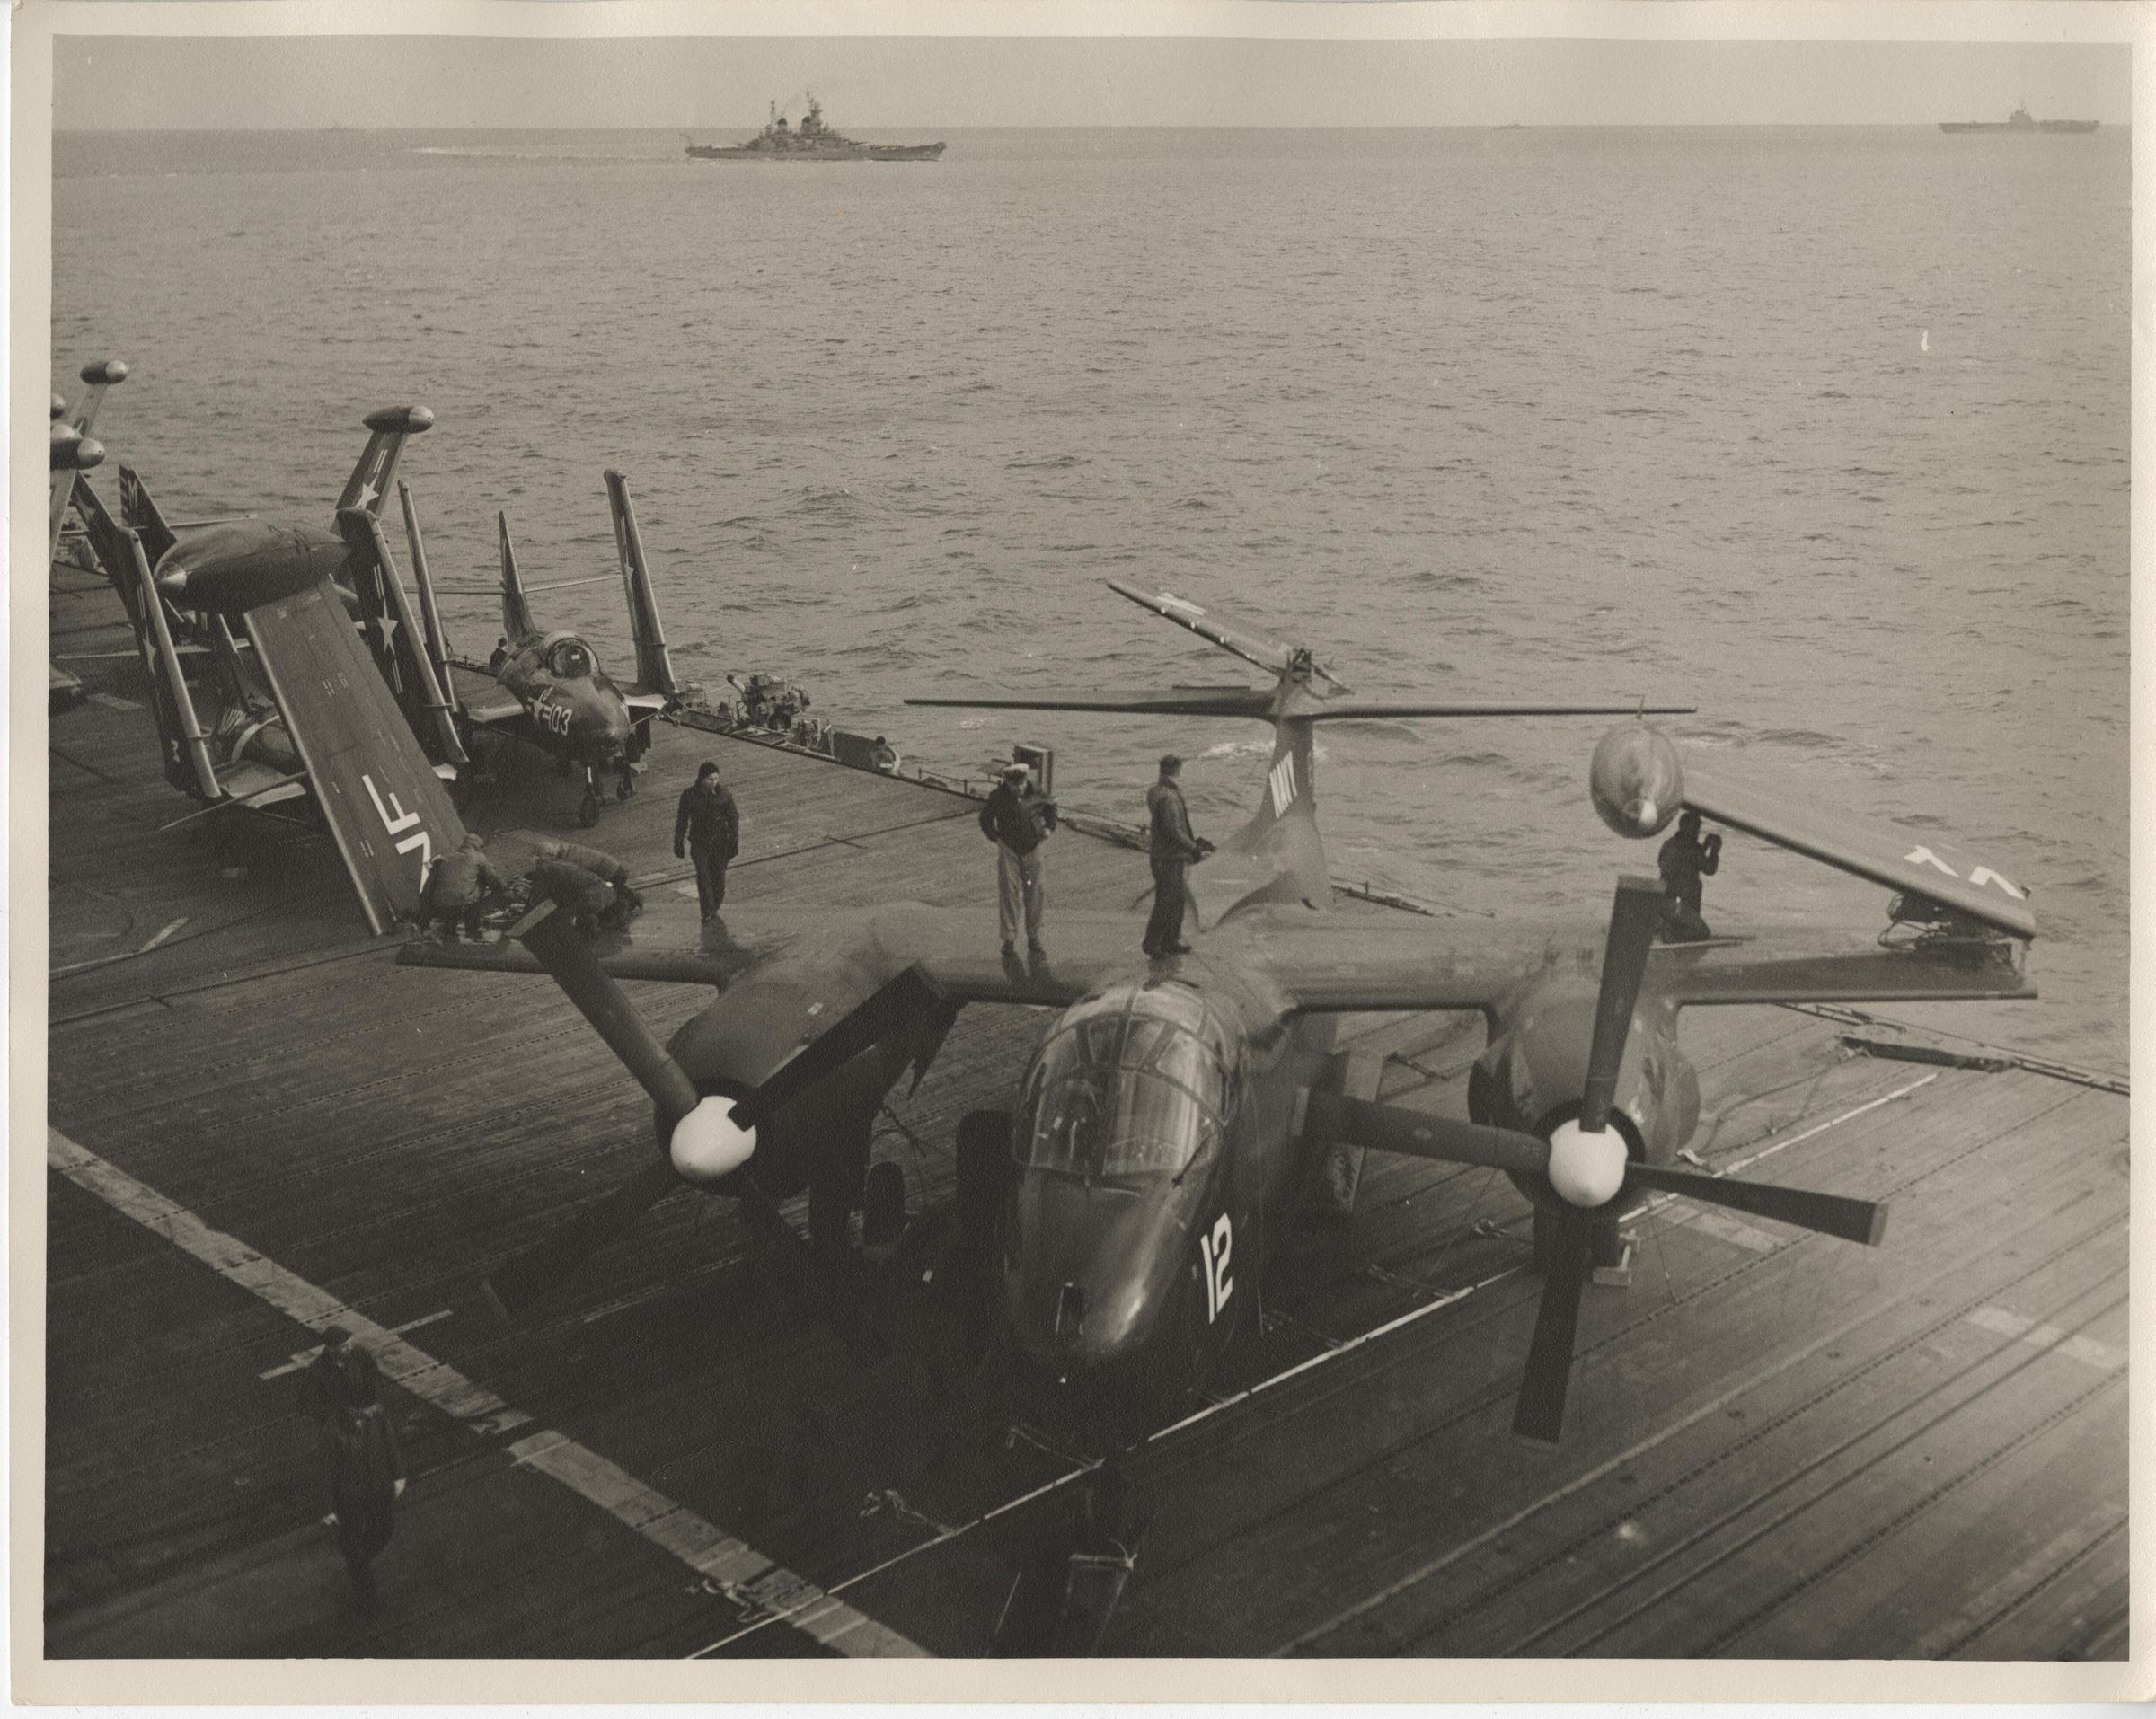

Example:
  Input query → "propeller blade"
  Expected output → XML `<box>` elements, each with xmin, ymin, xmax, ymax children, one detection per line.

<box><xmin>1630</xmin><ymin>1164</ymin><xmax>1889</xmax><ymax>1247</ymax></box>
<box><xmin>510</xmin><ymin>902</ymin><xmax>703</xmax><ymax>1129</ymax></box>
<box><xmin>1513</xmin><ymin>1211</ymin><xmax>1595</xmax><ymax>1446</ymax></box>
<box><xmin>483</xmin><ymin>1158</ymin><xmax>682</xmax><ymax>1318</ymax></box>
<box><xmin>1302</xmin><ymin>1089</ymin><xmax>1549</xmax><ymax>1177</ymax></box>
<box><xmin>731</xmin><ymin>965</ymin><xmax>949</xmax><ymax>1133</ymax></box>
<box><xmin>1577</xmin><ymin>876</ymin><xmax>1666</xmax><ymax>1134</ymax></box>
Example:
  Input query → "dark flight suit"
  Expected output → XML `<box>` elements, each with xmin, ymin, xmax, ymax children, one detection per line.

<box><xmin>675</xmin><ymin>780</ymin><xmax>740</xmax><ymax>919</ymax></box>
<box><xmin>422</xmin><ymin>842</ymin><xmax>504</xmax><ymax>939</ymax></box>
<box><xmin>1144</xmin><ymin>779</ymin><xmax>1202</xmax><ymax>956</ymax></box>
<box><xmin>1657</xmin><ymin>824</ymin><xmax>1720</xmax><ymax>943</ymax></box>
<box><xmin>301</xmin><ymin>1343</ymin><xmax>405</xmax><ymax>1606</ymax></box>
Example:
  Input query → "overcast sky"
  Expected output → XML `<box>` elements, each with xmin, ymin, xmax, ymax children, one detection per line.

<box><xmin>52</xmin><ymin>32</ymin><xmax>2133</xmax><ymax>130</ymax></box>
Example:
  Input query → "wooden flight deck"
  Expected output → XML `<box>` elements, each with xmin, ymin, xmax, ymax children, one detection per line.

<box><xmin>41</xmin><ymin>577</ymin><xmax>2127</xmax><ymax>1665</ymax></box>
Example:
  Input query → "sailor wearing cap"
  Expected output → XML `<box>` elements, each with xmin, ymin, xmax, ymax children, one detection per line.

<box><xmin>1144</xmin><ymin>754</ymin><xmax>1209</xmax><ymax>957</ymax></box>
<box><xmin>980</xmin><ymin>760</ymin><xmax>1052</xmax><ymax>958</ymax></box>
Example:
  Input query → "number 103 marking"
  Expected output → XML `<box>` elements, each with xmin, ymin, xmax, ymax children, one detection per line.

<box><xmin>1198</xmin><ymin>1212</ymin><xmax>1233</xmax><ymax>1323</ymax></box>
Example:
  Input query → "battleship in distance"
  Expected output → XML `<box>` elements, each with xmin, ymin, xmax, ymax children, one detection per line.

<box><xmin>685</xmin><ymin>95</ymin><xmax>946</xmax><ymax>161</ymax></box>
<box><xmin>1939</xmin><ymin>106</ymin><xmax>2098</xmax><ymax>134</ymax></box>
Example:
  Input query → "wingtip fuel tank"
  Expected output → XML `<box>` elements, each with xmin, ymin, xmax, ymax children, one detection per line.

<box><xmin>1590</xmin><ymin>721</ymin><xmax>1684</xmax><ymax>839</ymax></box>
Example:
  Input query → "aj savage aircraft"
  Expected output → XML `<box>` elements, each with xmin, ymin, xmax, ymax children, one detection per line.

<box><xmin>397</xmin><ymin>473</ymin><xmax>682</xmax><ymax>827</ymax></box>
<box><xmin>63</xmin><ymin>397</ymin><xmax>466</xmax><ymax>933</ymax></box>
<box><xmin>401</xmin><ymin>581</ymin><xmax>2036</xmax><ymax>1450</ymax></box>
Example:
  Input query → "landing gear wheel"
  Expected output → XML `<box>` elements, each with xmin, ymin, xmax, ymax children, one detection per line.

<box><xmin>616</xmin><ymin>772</ymin><xmax>635</xmax><ymax>802</ymax></box>
<box><xmin>578</xmin><ymin>789</ymin><xmax>599</xmax><ymax>828</ymax></box>
<box><xmin>862</xmin><ymin>1160</ymin><xmax>906</xmax><ymax>1252</ymax></box>
<box><xmin>809</xmin><ymin>1135</ymin><xmax>871</xmax><ymax>1257</ymax></box>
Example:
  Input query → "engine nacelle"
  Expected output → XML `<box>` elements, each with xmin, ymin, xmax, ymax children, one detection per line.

<box><xmin>1591</xmin><ymin>722</ymin><xmax>1685</xmax><ymax>840</ymax></box>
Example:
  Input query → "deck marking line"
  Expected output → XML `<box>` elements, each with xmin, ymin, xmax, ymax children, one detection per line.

<box><xmin>88</xmin><ymin>691</ymin><xmax>141</xmax><ymax>710</ymax></box>
<box><xmin>261</xmin><ymin>1309</ymin><xmax>455</xmax><ymax>1378</ymax></box>
<box><xmin>49</xmin><ymin>1127</ymin><xmax>925</xmax><ymax>1659</ymax></box>
<box><xmin>1902</xmin><ymin>1498</ymin><xmax>2126</xmax><ymax>1659</ymax></box>
<box><xmin>505</xmin><ymin>1432</ymin><xmax>924</xmax><ymax>1655</ymax></box>
<box><xmin>1721</xmin><ymin>1072</ymin><xmax>1937</xmax><ymax>1178</ymax></box>
<box><xmin>1966</xmin><ymin>1304</ymin><xmax>2126</xmax><ymax>1372</ymax></box>
<box><xmin>139</xmin><ymin>917</ymin><xmax>189</xmax><ymax>952</ymax></box>
<box><xmin>1625</xmin><ymin>1073</ymin><xmax>1939</xmax><ymax>1232</ymax></box>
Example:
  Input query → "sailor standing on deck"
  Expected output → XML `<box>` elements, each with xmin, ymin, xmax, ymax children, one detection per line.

<box><xmin>1143</xmin><ymin>754</ymin><xmax>1212</xmax><ymax>957</ymax></box>
<box><xmin>981</xmin><ymin>763</ymin><xmax>1051</xmax><ymax>958</ymax></box>
<box><xmin>674</xmin><ymin>762</ymin><xmax>740</xmax><ymax>920</ymax></box>
<box><xmin>299</xmin><ymin>1327</ymin><xmax>406</xmax><ymax>1609</ymax></box>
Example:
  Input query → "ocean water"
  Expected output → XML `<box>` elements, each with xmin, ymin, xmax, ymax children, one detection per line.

<box><xmin>51</xmin><ymin>126</ymin><xmax>2129</xmax><ymax>1068</ymax></box>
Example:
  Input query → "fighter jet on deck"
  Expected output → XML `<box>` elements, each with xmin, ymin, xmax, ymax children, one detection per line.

<box><xmin>397</xmin><ymin>472</ymin><xmax>681</xmax><ymax>827</ymax></box>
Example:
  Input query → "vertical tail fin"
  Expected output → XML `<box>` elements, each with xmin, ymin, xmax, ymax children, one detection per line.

<box><xmin>118</xmin><ymin>465</ymin><xmax>176</xmax><ymax>568</ymax></box>
<box><xmin>1223</xmin><ymin>717</ymin><xmax>1319</xmax><ymax>852</ymax></box>
<box><xmin>498</xmin><ymin>512</ymin><xmax>538</xmax><ymax>639</ymax></box>
<box><xmin>604</xmin><ymin>470</ymin><xmax>680</xmax><ymax>698</ymax></box>
<box><xmin>335</xmin><ymin>405</ymin><xmax>434</xmax><ymax>516</ymax></box>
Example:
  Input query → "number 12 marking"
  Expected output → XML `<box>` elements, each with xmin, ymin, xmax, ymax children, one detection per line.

<box><xmin>1198</xmin><ymin>1212</ymin><xmax>1233</xmax><ymax>1323</ymax></box>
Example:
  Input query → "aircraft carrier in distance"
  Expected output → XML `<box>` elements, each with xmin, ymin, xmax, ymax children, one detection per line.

<box><xmin>1940</xmin><ymin>106</ymin><xmax>2099</xmax><ymax>134</ymax></box>
<box><xmin>685</xmin><ymin>94</ymin><xmax>945</xmax><ymax>161</ymax></box>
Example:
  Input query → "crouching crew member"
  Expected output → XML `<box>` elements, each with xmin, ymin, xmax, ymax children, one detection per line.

<box><xmin>1143</xmin><ymin>754</ymin><xmax>1211</xmax><ymax>957</ymax></box>
<box><xmin>981</xmin><ymin>762</ymin><xmax>1052</xmax><ymax>958</ymax></box>
<box><xmin>1657</xmin><ymin>809</ymin><xmax>1721</xmax><ymax>943</ymax></box>
<box><xmin>529</xmin><ymin>838</ymin><xmax>641</xmax><ymax>936</ymax></box>
<box><xmin>420</xmin><ymin>831</ymin><xmax>504</xmax><ymax>941</ymax></box>
<box><xmin>674</xmin><ymin>762</ymin><xmax>740</xmax><ymax>921</ymax></box>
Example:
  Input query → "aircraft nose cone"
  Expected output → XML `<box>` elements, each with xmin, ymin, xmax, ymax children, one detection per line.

<box><xmin>1003</xmin><ymin>1177</ymin><xmax>1169</xmax><ymax>1371</ymax></box>
<box><xmin>668</xmin><ymin>1096</ymin><xmax>755</xmax><ymax>1184</ymax></box>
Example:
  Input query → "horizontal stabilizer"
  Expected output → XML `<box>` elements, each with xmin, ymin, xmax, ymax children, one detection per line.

<box><xmin>908</xmin><ymin>685</ymin><xmax>1275</xmax><ymax>718</ymax></box>
<box><xmin>1683</xmin><ymin>760</ymin><xmax>2037</xmax><ymax>941</ymax></box>
<box><xmin>1107</xmin><ymin>580</ymin><xmax>1311</xmax><ymax>678</ymax></box>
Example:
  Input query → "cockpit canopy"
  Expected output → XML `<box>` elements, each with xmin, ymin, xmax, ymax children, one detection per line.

<box><xmin>546</xmin><ymin>638</ymin><xmax>596</xmax><ymax>680</ymax></box>
<box><xmin>1013</xmin><ymin>982</ymin><xmax>1235</xmax><ymax>1180</ymax></box>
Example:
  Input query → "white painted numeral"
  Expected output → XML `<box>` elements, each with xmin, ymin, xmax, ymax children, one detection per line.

<box><xmin>1198</xmin><ymin>1212</ymin><xmax>1234</xmax><ymax>1323</ymax></box>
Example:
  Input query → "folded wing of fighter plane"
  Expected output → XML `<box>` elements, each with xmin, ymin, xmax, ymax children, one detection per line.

<box><xmin>74</xmin><ymin>476</ymin><xmax>464</xmax><ymax>935</ymax></box>
<box><xmin>243</xmin><ymin>578</ymin><xmax>466</xmax><ymax>931</ymax></box>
